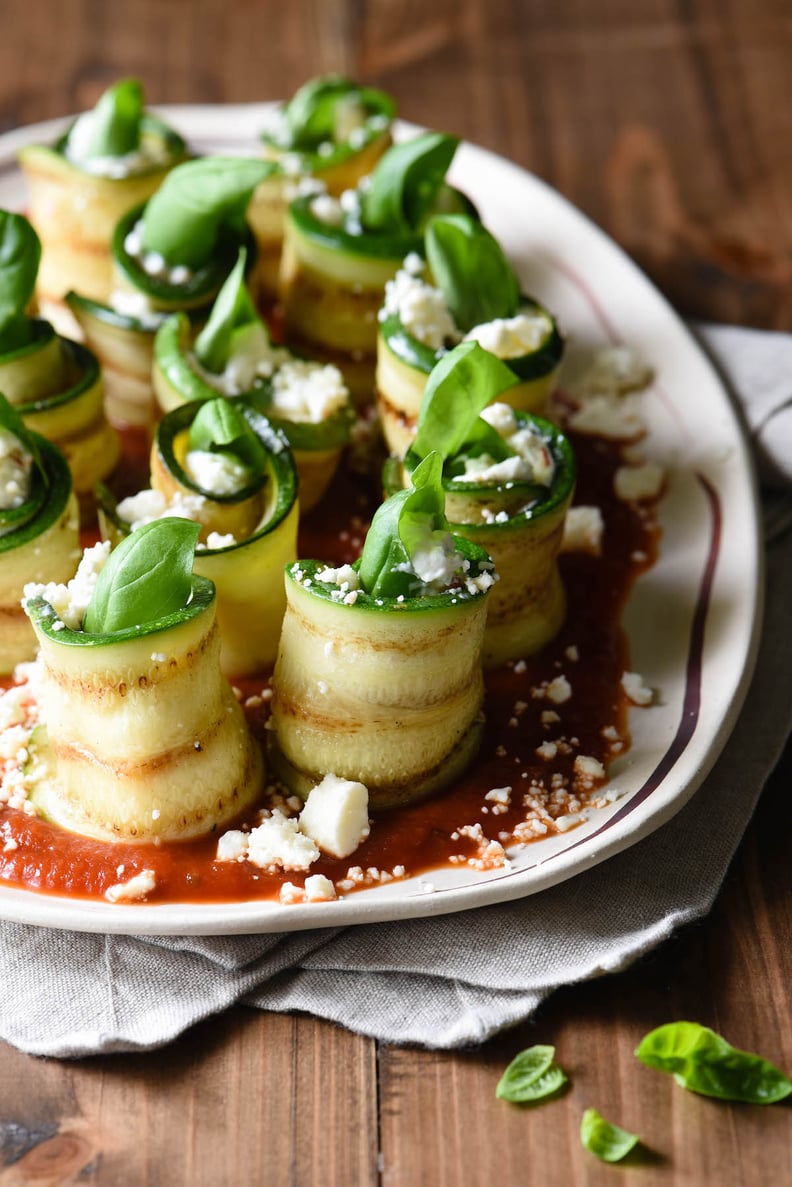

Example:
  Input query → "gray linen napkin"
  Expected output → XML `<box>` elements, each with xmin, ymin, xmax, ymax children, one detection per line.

<box><xmin>2</xmin><ymin>324</ymin><xmax>791</xmax><ymax>1059</ymax></box>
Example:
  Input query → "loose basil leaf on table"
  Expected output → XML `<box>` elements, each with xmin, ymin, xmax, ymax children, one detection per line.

<box><xmin>495</xmin><ymin>1045</ymin><xmax>568</xmax><ymax>1103</ymax></box>
<box><xmin>635</xmin><ymin>1022</ymin><xmax>792</xmax><ymax>1104</ymax></box>
<box><xmin>357</xmin><ymin>451</ymin><xmax>450</xmax><ymax>599</ymax></box>
<box><xmin>141</xmin><ymin>157</ymin><xmax>274</xmax><ymax>270</ymax></box>
<box><xmin>0</xmin><ymin>211</ymin><xmax>41</xmax><ymax>354</ymax></box>
<box><xmin>408</xmin><ymin>340</ymin><xmax>519</xmax><ymax>471</ymax></box>
<box><xmin>67</xmin><ymin>78</ymin><xmax>143</xmax><ymax>159</ymax></box>
<box><xmin>425</xmin><ymin>213</ymin><xmax>521</xmax><ymax>332</ymax></box>
<box><xmin>188</xmin><ymin>398</ymin><xmax>266</xmax><ymax>475</ymax></box>
<box><xmin>361</xmin><ymin>131</ymin><xmax>459</xmax><ymax>236</ymax></box>
<box><xmin>580</xmin><ymin>1108</ymin><xmax>640</xmax><ymax>1163</ymax></box>
<box><xmin>83</xmin><ymin>518</ymin><xmax>201</xmax><ymax>635</ymax></box>
<box><xmin>194</xmin><ymin>247</ymin><xmax>260</xmax><ymax>373</ymax></box>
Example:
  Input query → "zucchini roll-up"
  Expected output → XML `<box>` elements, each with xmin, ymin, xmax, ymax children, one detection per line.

<box><xmin>97</xmin><ymin>398</ymin><xmax>299</xmax><ymax>676</ymax></box>
<box><xmin>153</xmin><ymin>249</ymin><xmax>354</xmax><ymax>511</ymax></box>
<box><xmin>66</xmin><ymin>156</ymin><xmax>275</xmax><ymax>426</ymax></box>
<box><xmin>0</xmin><ymin>395</ymin><xmax>79</xmax><ymax>674</ymax></box>
<box><xmin>23</xmin><ymin>519</ymin><xmax>263</xmax><ymax>843</ymax></box>
<box><xmin>279</xmin><ymin>131</ymin><xmax>474</xmax><ymax>404</ymax></box>
<box><xmin>377</xmin><ymin>215</ymin><xmax>564</xmax><ymax>457</ymax></box>
<box><xmin>248</xmin><ymin>75</ymin><xmax>395</xmax><ymax>302</ymax></box>
<box><xmin>270</xmin><ymin>453</ymin><xmax>493</xmax><ymax>808</ymax></box>
<box><xmin>0</xmin><ymin>212</ymin><xmax>119</xmax><ymax>506</ymax></box>
<box><xmin>386</xmin><ymin>342</ymin><xmax>576</xmax><ymax>666</ymax></box>
<box><xmin>18</xmin><ymin>79</ymin><xmax>187</xmax><ymax>311</ymax></box>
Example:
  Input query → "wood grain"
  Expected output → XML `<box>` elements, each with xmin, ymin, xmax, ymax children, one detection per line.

<box><xmin>0</xmin><ymin>1</ymin><xmax>790</xmax><ymax>1184</ymax></box>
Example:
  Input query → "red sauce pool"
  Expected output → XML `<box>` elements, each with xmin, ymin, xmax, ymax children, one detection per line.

<box><xmin>0</xmin><ymin>419</ymin><xmax>659</xmax><ymax>904</ymax></box>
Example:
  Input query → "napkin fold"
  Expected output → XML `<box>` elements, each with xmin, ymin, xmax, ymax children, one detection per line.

<box><xmin>2</xmin><ymin>324</ymin><xmax>791</xmax><ymax>1059</ymax></box>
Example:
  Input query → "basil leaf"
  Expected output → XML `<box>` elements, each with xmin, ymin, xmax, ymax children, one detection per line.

<box><xmin>285</xmin><ymin>75</ymin><xmax>360</xmax><ymax>144</ymax></box>
<box><xmin>358</xmin><ymin>451</ymin><xmax>450</xmax><ymax>598</ymax></box>
<box><xmin>0</xmin><ymin>211</ymin><xmax>40</xmax><ymax>354</ymax></box>
<box><xmin>425</xmin><ymin>213</ymin><xmax>521</xmax><ymax>332</ymax></box>
<box><xmin>580</xmin><ymin>1108</ymin><xmax>639</xmax><ymax>1163</ymax></box>
<box><xmin>361</xmin><ymin>131</ymin><xmax>459</xmax><ymax>235</ymax></box>
<box><xmin>67</xmin><ymin>78</ymin><xmax>143</xmax><ymax>159</ymax></box>
<box><xmin>636</xmin><ymin>1022</ymin><xmax>792</xmax><ymax>1104</ymax></box>
<box><xmin>496</xmin><ymin>1046</ymin><xmax>567</xmax><ymax>1103</ymax></box>
<box><xmin>194</xmin><ymin>247</ymin><xmax>261</xmax><ymax>373</ymax></box>
<box><xmin>141</xmin><ymin>157</ymin><xmax>274</xmax><ymax>269</ymax></box>
<box><xmin>410</xmin><ymin>340</ymin><xmax>519</xmax><ymax>466</ymax></box>
<box><xmin>83</xmin><ymin>518</ymin><xmax>201</xmax><ymax>635</ymax></box>
<box><xmin>188</xmin><ymin>398</ymin><xmax>266</xmax><ymax>474</ymax></box>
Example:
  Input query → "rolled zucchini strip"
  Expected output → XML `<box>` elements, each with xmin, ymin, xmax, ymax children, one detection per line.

<box><xmin>270</xmin><ymin>546</ymin><xmax>491</xmax><ymax>809</ymax></box>
<box><xmin>1</xmin><ymin>320</ymin><xmax>120</xmax><ymax>505</ymax></box>
<box><xmin>249</xmin><ymin>75</ymin><xmax>395</xmax><ymax>302</ymax></box>
<box><xmin>98</xmin><ymin>401</ymin><xmax>299</xmax><ymax>675</ymax></box>
<box><xmin>17</xmin><ymin>79</ymin><xmax>187</xmax><ymax>308</ymax></box>
<box><xmin>0</xmin><ymin>427</ymin><xmax>79</xmax><ymax>675</ymax></box>
<box><xmin>65</xmin><ymin>157</ymin><xmax>273</xmax><ymax>426</ymax></box>
<box><xmin>377</xmin><ymin>296</ymin><xmax>565</xmax><ymax>458</ymax></box>
<box><xmin>153</xmin><ymin>310</ymin><xmax>354</xmax><ymax>512</ymax></box>
<box><xmin>385</xmin><ymin>414</ymin><xmax>575</xmax><ymax>665</ymax></box>
<box><xmin>25</xmin><ymin>574</ymin><xmax>263</xmax><ymax>843</ymax></box>
<box><xmin>279</xmin><ymin>131</ymin><xmax>473</xmax><ymax>404</ymax></box>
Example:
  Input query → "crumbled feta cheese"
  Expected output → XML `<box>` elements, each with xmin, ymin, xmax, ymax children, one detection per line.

<box><xmin>23</xmin><ymin>540</ymin><xmax>111</xmax><ymax>631</ymax></box>
<box><xmin>215</xmin><ymin>830</ymin><xmax>249</xmax><ymax>862</ymax></box>
<box><xmin>65</xmin><ymin>116</ymin><xmax>170</xmax><ymax>177</ymax></box>
<box><xmin>202</xmin><ymin>531</ymin><xmax>237</xmax><ymax>551</ymax></box>
<box><xmin>109</xmin><ymin>288</ymin><xmax>166</xmax><ymax>328</ymax></box>
<box><xmin>299</xmin><ymin>773</ymin><xmax>370</xmax><ymax>859</ymax></box>
<box><xmin>622</xmin><ymin>671</ymin><xmax>654</xmax><ymax>706</ymax></box>
<box><xmin>104</xmin><ymin>869</ymin><xmax>157</xmax><ymax>903</ymax></box>
<box><xmin>310</xmin><ymin>193</ymin><xmax>343</xmax><ymax>225</ymax></box>
<box><xmin>614</xmin><ymin>461</ymin><xmax>665</xmax><ymax>502</ymax></box>
<box><xmin>270</xmin><ymin>360</ymin><xmax>349</xmax><ymax>423</ymax></box>
<box><xmin>568</xmin><ymin>394</ymin><xmax>645</xmax><ymax>440</ymax></box>
<box><xmin>561</xmin><ymin>506</ymin><xmax>604</xmax><ymax>556</ymax></box>
<box><xmin>246</xmin><ymin>809</ymin><xmax>319</xmax><ymax>871</ymax></box>
<box><xmin>462</xmin><ymin>404</ymin><xmax>555</xmax><ymax>487</ymax></box>
<box><xmin>546</xmin><ymin>675</ymin><xmax>572</xmax><ymax>704</ymax></box>
<box><xmin>574</xmin><ymin>755</ymin><xmax>605</xmax><ymax>781</ymax></box>
<box><xmin>0</xmin><ymin>430</ymin><xmax>33</xmax><ymax>510</ymax></box>
<box><xmin>304</xmin><ymin>874</ymin><xmax>337</xmax><ymax>902</ymax></box>
<box><xmin>536</xmin><ymin>741</ymin><xmax>558</xmax><ymax>760</ymax></box>
<box><xmin>316</xmin><ymin>564</ymin><xmax>359</xmax><ymax>590</ymax></box>
<box><xmin>116</xmin><ymin>488</ymin><xmax>206</xmax><ymax>530</ymax></box>
<box><xmin>464</xmin><ymin>312</ymin><xmax>551</xmax><ymax>359</ymax></box>
<box><xmin>184</xmin><ymin>450</ymin><xmax>250</xmax><ymax>496</ymax></box>
<box><xmin>573</xmin><ymin>346</ymin><xmax>653</xmax><ymax>397</ymax></box>
<box><xmin>409</xmin><ymin>535</ymin><xmax>462</xmax><ymax>590</ymax></box>
<box><xmin>380</xmin><ymin>264</ymin><xmax>460</xmax><ymax>350</ymax></box>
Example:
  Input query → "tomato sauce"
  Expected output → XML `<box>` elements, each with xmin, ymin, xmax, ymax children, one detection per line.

<box><xmin>0</xmin><ymin>416</ymin><xmax>659</xmax><ymax>904</ymax></box>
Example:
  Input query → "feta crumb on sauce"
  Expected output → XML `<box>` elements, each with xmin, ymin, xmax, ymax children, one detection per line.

<box><xmin>23</xmin><ymin>540</ymin><xmax>111</xmax><ymax>631</ymax></box>
<box><xmin>622</xmin><ymin>671</ymin><xmax>654</xmax><ymax>706</ymax></box>
<box><xmin>246</xmin><ymin>809</ymin><xmax>319</xmax><ymax>872</ymax></box>
<box><xmin>104</xmin><ymin>868</ymin><xmax>157</xmax><ymax>903</ymax></box>
<box><xmin>614</xmin><ymin>461</ymin><xmax>665</xmax><ymax>502</ymax></box>
<box><xmin>299</xmin><ymin>773</ymin><xmax>371</xmax><ymax>859</ymax></box>
<box><xmin>572</xmin><ymin>345</ymin><xmax>654</xmax><ymax>398</ymax></box>
<box><xmin>561</xmin><ymin>506</ymin><xmax>604</xmax><ymax>556</ymax></box>
<box><xmin>0</xmin><ymin>430</ymin><xmax>33</xmax><ymax>510</ymax></box>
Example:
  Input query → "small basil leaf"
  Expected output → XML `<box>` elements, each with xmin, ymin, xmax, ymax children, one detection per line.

<box><xmin>285</xmin><ymin>75</ymin><xmax>359</xmax><ymax>144</ymax></box>
<box><xmin>358</xmin><ymin>451</ymin><xmax>450</xmax><ymax>598</ymax></box>
<box><xmin>496</xmin><ymin>1045</ymin><xmax>560</xmax><ymax>1102</ymax></box>
<box><xmin>580</xmin><ymin>1108</ymin><xmax>639</xmax><ymax>1163</ymax></box>
<box><xmin>188</xmin><ymin>398</ymin><xmax>266</xmax><ymax>474</ymax></box>
<box><xmin>425</xmin><ymin>213</ymin><xmax>521</xmax><ymax>332</ymax></box>
<box><xmin>0</xmin><ymin>392</ymin><xmax>45</xmax><ymax>484</ymax></box>
<box><xmin>83</xmin><ymin>518</ymin><xmax>201</xmax><ymax>635</ymax></box>
<box><xmin>361</xmin><ymin>131</ymin><xmax>459</xmax><ymax>235</ymax></box>
<box><xmin>0</xmin><ymin>212</ymin><xmax>41</xmax><ymax>354</ymax></box>
<box><xmin>410</xmin><ymin>341</ymin><xmax>519</xmax><ymax>465</ymax></box>
<box><xmin>636</xmin><ymin>1022</ymin><xmax>792</xmax><ymax>1104</ymax></box>
<box><xmin>194</xmin><ymin>247</ymin><xmax>260</xmax><ymax>373</ymax></box>
<box><xmin>67</xmin><ymin>79</ymin><xmax>143</xmax><ymax>159</ymax></box>
<box><xmin>141</xmin><ymin>157</ymin><xmax>274</xmax><ymax>269</ymax></box>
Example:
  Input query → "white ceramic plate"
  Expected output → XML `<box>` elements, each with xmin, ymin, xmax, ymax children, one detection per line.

<box><xmin>0</xmin><ymin>106</ymin><xmax>762</xmax><ymax>934</ymax></box>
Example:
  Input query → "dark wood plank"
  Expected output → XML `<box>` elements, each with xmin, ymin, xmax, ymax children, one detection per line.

<box><xmin>0</xmin><ymin>1012</ymin><xmax>379</xmax><ymax>1186</ymax></box>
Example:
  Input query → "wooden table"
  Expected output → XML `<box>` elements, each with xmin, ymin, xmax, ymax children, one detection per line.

<box><xmin>1</xmin><ymin>3</ymin><xmax>790</xmax><ymax>1183</ymax></box>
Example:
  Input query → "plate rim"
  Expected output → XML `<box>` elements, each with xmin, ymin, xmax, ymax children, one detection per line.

<box><xmin>0</xmin><ymin>103</ymin><xmax>764</xmax><ymax>935</ymax></box>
